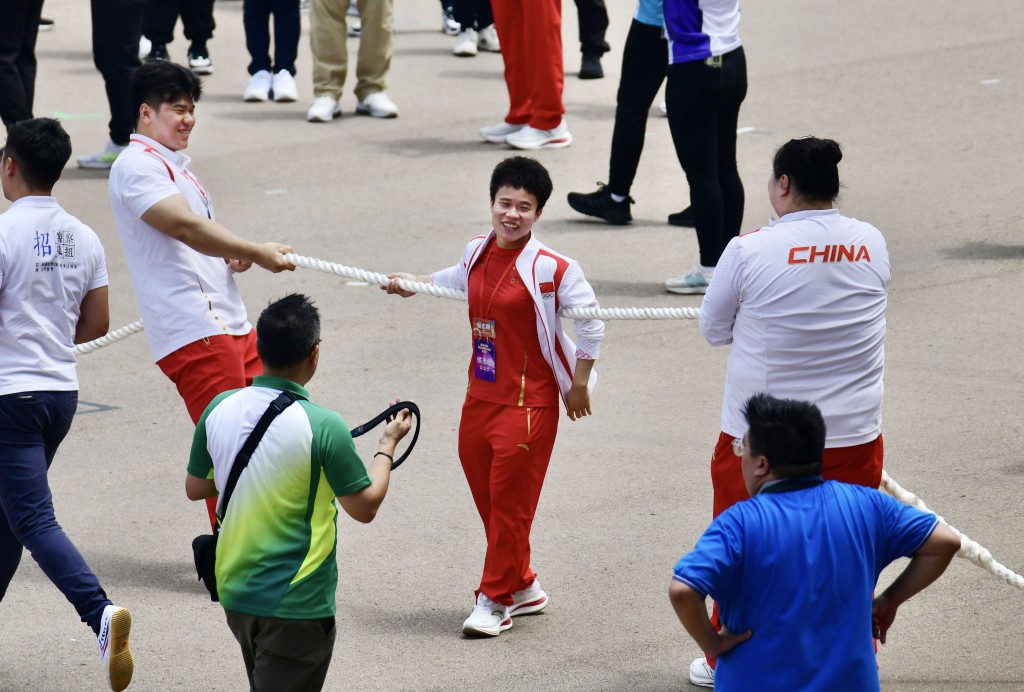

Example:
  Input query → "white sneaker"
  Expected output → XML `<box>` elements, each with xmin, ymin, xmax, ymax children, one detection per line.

<box><xmin>477</xmin><ymin>24</ymin><xmax>500</xmax><ymax>52</ymax></box>
<box><xmin>689</xmin><ymin>657</ymin><xmax>714</xmax><ymax>687</ymax></box>
<box><xmin>347</xmin><ymin>0</ymin><xmax>361</xmax><ymax>37</ymax></box>
<box><xmin>505</xmin><ymin>120</ymin><xmax>573</xmax><ymax>150</ymax></box>
<box><xmin>77</xmin><ymin>140</ymin><xmax>127</xmax><ymax>170</ymax></box>
<box><xmin>462</xmin><ymin>593</ymin><xmax>512</xmax><ymax>637</ymax></box>
<box><xmin>442</xmin><ymin>7</ymin><xmax>461</xmax><ymax>35</ymax></box>
<box><xmin>243</xmin><ymin>70</ymin><xmax>272</xmax><ymax>102</ymax></box>
<box><xmin>138</xmin><ymin>35</ymin><xmax>151</xmax><ymax>61</ymax></box>
<box><xmin>271</xmin><ymin>69</ymin><xmax>298</xmax><ymax>102</ymax></box>
<box><xmin>509</xmin><ymin>580</ymin><xmax>548</xmax><ymax>616</ymax></box>
<box><xmin>306</xmin><ymin>95</ymin><xmax>341</xmax><ymax>122</ymax></box>
<box><xmin>665</xmin><ymin>265</ymin><xmax>714</xmax><ymax>294</ymax></box>
<box><xmin>356</xmin><ymin>91</ymin><xmax>399</xmax><ymax>118</ymax></box>
<box><xmin>453</xmin><ymin>28</ymin><xmax>479</xmax><ymax>57</ymax></box>
<box><xmin>659</xmin><ymin>100</ymin><xmax>668</xmax><ymax>116</ymax></box>
<box><xmin>98</xmin><ymin>605</ymin><xmax>134</xmax><ymax>692</ymax></box>
<box><xmin>479</xmin><ymin>121</ymin><xmax>526</xmax><ymax>143</ymax></box>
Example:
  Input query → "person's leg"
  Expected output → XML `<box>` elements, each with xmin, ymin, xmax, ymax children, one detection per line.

<box><xmin>353</xmin><ymin>0</ymin><xmax>392</xmax><ymax>99</ymax></box>
<box><xmin>520</xmin><ymin>0</ymin><xmax>563</xmax><ymax>129</ymax></box>
<box><xmin>476</xmin><ymin>0</ymin><xmax>493</xmax><ymax>28</ymax></box>
<box><xmin>269</xmin><ymin>0</ymin><xmax>301</xmax><ymax>75</ymax></box>
<box><xmin>0</xmin><ymin>392</ymin><xmax>112</xmax><ymax>634</ymax></box>
<box><xmin>665</xmin><ymin>58</ymin><xmax>725</xmax><ymax>268</ymax></box>
<box><xmin>244</xmin><ymin>0</ymin><xmax>274</xmax><ymax>75</ymax></box>
<box><xmin>450</xmin><ymin>0</ymin><xmax>475</xmax><ymax>29</ymax></box>
<box><xmin>181</xmin><ymin>0</ymin><xmax>216</xmax><ymax>44</ymax></box>
<box><xmin>458</xmin><ymin>396</ymin><xmax>496</xmax><ymax>598</ymax></box>
<box><xmin>714</xmin><ymin>47</ymin><xmax>747</xmax><ymax>248</ymax></box>
<box><xmin>141</xmin><ymin>0</ymin><xmax>179</xmax><ymax>47</ymax></box>
<box><xmin>607</xmin><ymin>20</ymin><xmax>667</xmax><ymax>196</ymax></box>
<box><xmin>227</xmin><ymin>612</ymin><xmax>337</xmax><ymax>692</ymax></box>
<box><xmin>309</xmin><ymin>0</ymin><xmax>348</xmax><ymax>99</ymax></box>
<box><xmin>573</xmin><ymin>0</ymin><xmax>609</xmax><ymax>57</ymax></box>
<box><xmin>475</xmin><ymin>404</ymin><xmax>558</xmax><ymax>603</ymax></box>
<box><xmin>0</xmin><ymin>0</ymin><xmax>43</xmax><ymax>131</ymax></box>
<box><xmin>91</xmin><ymin>0</ymin><xmax>144</xmax><ymax>146</ymax></box>
<box><xmin>488</xmin><ymin>0</ymin><xmax>530</xmax><ymax>125</ymax></box>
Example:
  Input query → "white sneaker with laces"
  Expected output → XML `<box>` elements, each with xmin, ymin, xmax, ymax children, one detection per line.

<box><xmin>272</xmin><ymin>70</ymin><xmax>298</xmax><ymax>102</ymax></box>
<box><xmin>356</xmin><ymin>91</ymin><xmax>399</xmax><ymax>118</ymax></box>
<box><xmin>453</xmin><ymin>28</ymin><xmax>479</xmax><ymax>57</ymax></box>
<box><xmin>509</xmin><ymin>580</ymin><xmax>548</xmax><ymax>616</ymax></box>
<box><xmin>138</xmin><ymin>36</ymin><xmax>151</xmax><ymax>60</ymax></box>
<box><xmin>244</xmin><ymin>70</ymin><xmax>272</xmax><ymax>102</ymax></box>
<box><xmin>98</xmin><ymin>605</ymin><xmax>134</xmax><ymax>692</ymax></box>
<box><xmin>479</xmin><ymin>121</ymin><xmax>526</xmax><ymax>143</ymax></box>
<box><xmin>442</xmin><ymin>8</ymin><xmax>461</xmax><ymax>35</ymax></box>
<box><xmin>306</xmin><ymin>95</ymin><xmax>341</xmax><ymax>122</ymax></box>
<box><xmin>689</xmin><ymin>657</ymin><xmax>714</xmax><ymax>687</ymax></box>
<box><xmin>347</xmin><ymin>0</ymin><xmax>361</xmax><ymax>36</ymax></box>
<box><xmin>477</xmin><ymin>24</ymin><xmax>500</xmax><ymax>52</ymax></box>
<box><xmin>462</xmin><ymin>593</ymin><xmax>512</xmax><ymax>637</ymax></box>
<box><xmin>77</xmin><ymin>140</ymin><xmax>127</xmax><ymax>170</ymax></box>
<box><xmin>665</xmin><ymin>265</ymin><xmax>714</xmax><ymax>294</ymax></box>
<box><xmin>505</xmin><ymin>120</ymin><xmax>573</xmax><ymax>150</ymax></box>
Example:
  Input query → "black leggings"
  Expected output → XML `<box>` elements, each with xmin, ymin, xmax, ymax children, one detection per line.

<box><xmin>665</xmin><ymin>46</ymin><xmax>747</xmax><ymax>267</ymax></box>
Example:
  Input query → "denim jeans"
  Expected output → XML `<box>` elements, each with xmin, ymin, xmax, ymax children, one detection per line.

<box><xmin>0</xmin><ymin>390</ymin><xmax>110</xmax><ymax>634</ymax></box>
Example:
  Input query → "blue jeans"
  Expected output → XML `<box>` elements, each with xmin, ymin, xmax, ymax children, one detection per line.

<box><xmin>0</xmin><ymin>391</ymin><xmax>111</xmax><ymax>634</ymax></box>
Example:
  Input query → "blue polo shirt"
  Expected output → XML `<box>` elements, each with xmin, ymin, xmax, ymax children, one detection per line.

<box><xmin>673</xmin><ymin>478</ymin><xmax>939</xmax><ymax>691</ymax></box>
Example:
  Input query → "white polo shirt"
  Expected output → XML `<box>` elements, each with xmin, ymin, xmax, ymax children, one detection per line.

<box><xmin>0</xmin><ymin>197</ymin><xmax>108</xmax><ymax>395</ymax></box>
<box><xmin>108</xmin><ymin>134</ymin><xmax>250</xmax><ymax>362</ymax></box>
<box><xmin>699</xmin><ymin>209</ymin><xmax>891</xmax><ymax>446</ymax></box>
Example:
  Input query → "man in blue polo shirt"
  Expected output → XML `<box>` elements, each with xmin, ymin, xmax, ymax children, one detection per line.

<box><xmin>670</xmin><ymin>393</ymin><xmax>960</xmax><ymax>690</ymax></box>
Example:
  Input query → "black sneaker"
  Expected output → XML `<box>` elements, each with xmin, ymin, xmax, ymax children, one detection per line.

<box><xmin>39</xmin><ymin>17</ymin><xmax>55</xmax><ymax>31</ymax></box>
<box><xmin>188</xmin><ymin>42</ymin><xmax>213</xmax><ymax>75</ymax></box>
<box><xmin>567</xmin><ymin>184</ymin><xmax>632</xmax><ymax>225</ymax></box>
<box><xmin>146</xmin><ymin>43</ymin><xmax>169</xmax><ymax>61</ymax></box>
<box><xmin>668</xmin><ymin>206</ymin><xmax>695</xmax><ymax>227</ymax></box>
<box><xmin>579</xmin><ymin>53</ymin><xmax>604</xmax><ymax>80</ymax></box>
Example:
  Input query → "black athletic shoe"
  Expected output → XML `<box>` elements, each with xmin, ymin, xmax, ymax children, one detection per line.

<box><xmin>579</xmin><ymin>53</ymin><xmax>604</xmax><ymax>80</ymax></box>
<box><xmin>188</xmin><ymin>42</ymin><xmax>213</xmax><ymax>75</ymax></box>
<box><xmin>146</xmin><ymin>43</ymin><xmax>169</xmax><ymax>61</ymax></box>
<box><xmin>668</xmin><ymin>206</ymin><xmax>695</xmax><ymax>227</ymax></box>
<box><xmin>567</xmin><ymin>184</ymin><xmax>633</xmax><ymax>225</ymax></box>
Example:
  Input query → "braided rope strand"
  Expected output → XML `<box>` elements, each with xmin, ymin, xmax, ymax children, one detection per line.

<box><xmin>74</xmin><ymin>319</ymin><xmax>145</xmax><ymax>356</ymax></box>
<box><xmin>880</xmin><ymin>470</ymin><xmax>1024</xmax><ymax>590</ymax></box>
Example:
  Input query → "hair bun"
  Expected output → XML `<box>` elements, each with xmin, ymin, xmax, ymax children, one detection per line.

<box><xmin>811</xmin><ymin>138</ymin><xmax>843</xmax><ymax>166</ymax></box>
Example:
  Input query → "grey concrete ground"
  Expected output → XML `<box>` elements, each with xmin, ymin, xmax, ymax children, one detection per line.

<box><xmin>2</xmin><ymin>0</ymin><xmax>1023</xmax><ymax>689</ymax></box>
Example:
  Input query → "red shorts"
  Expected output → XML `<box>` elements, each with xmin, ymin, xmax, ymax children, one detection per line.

<box><xmin>157</xmin><ymin>331</ymin><xmax>261</xmax><ymax>425</ymax></box>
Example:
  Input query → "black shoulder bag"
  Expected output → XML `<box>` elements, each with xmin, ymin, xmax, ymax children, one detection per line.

<box><xmin>192</xmin><ymin>391</ymin><xmax>297</xmax><ymax>602</ymax></box>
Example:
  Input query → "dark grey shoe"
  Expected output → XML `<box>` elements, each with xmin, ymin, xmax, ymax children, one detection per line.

<box><xmin>567</xmin><ymin>184</ymin><xmax>632</xmax><ymax>225</ymax></box>
<box><xmin>579</xmin><ymin>54</ymin><xmax>604</xmax><ymax>80</ymax></box>
<box><xmin>668</xmin><ymin>206</ymin><xmax>695</xmax><ymax>227</ymax></box>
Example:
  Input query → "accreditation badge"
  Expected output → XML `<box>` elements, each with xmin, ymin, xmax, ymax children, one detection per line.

<box><xmin>472</xmin><ymin>317</ymin><xmax>496</xmax><ymax>381</ymax></box>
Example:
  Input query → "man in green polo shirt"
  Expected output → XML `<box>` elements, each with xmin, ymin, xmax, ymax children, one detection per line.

<box><xmin>185</xmin><ymin>293</ymin><xmax>411</xmax><ymax>691</ymax></box>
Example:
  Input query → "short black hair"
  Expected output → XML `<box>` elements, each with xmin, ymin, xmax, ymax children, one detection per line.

<box><xmin>743</xmin><ymin>393</ymin><xmax>825</xmax><ymax>475</ymax></box>
<box><xmin>489</xmin><ymin>156</ymin><xmax>553</xmax><ymax>210</ymax></box>
<box><xmin>130</xmin><ymin>60</ymin><xmax>203</xmax><ymax>126</ymax></box>
<box><xmin>256</xmin><ymin>294</ymin><xmax>321</xmax><ymax>369</ymax></box>
<box><xmin>772</xmin><ymin>136</ymin><xmax>843</xmax><ymax>203</ymax></box>
<box><xmin>2</xmin><ymin>118</ymin><xmax>72</xmax><ymax>190</ymax></box>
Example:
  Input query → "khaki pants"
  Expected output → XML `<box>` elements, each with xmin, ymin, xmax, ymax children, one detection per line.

<box><xmin>310</xmin><ymin>0</ymin><xmax>392</xmax><ymax>100</ymax></box>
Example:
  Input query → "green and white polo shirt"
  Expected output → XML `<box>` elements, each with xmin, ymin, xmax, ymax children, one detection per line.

<box><xmin>188</xmin><ymin>375</ymin><xmax>371</xmax><ymax>619</ymax></box>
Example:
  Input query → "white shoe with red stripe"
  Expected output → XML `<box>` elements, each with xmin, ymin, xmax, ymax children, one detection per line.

<box><xmin>462</xmin><ymin>593</ymin><xmax>512</xmax><ymax>637</ymax></box>
<box><xmin>505</xmin><ymin>121</ymin><xmax>573</xmax><ymax>150</ymax></box>
<box><xmin>509</xmin><ymin>579</ymin><xmax>548</xmax><ymax>616</ymax></box>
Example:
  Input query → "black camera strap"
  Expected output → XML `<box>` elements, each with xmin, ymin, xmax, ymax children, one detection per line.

<box><xmin>216</xmin><ymin>390</ymin><xmax>297</xmax><ymax>527</ymax></box>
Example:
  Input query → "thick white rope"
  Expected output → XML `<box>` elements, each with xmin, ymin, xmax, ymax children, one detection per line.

<box><xmin>880</xmin><ymin>470</ymin><xmax>1024</xmax><ymax>590</ymax></box>
<box><xmin>73</xmin><ymin>319</ymin><xmax>145</xmax><ymax>356</ymax></box>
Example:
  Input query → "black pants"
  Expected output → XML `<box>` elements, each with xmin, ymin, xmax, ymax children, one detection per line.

<box><xmin>143</xmin><ymin>0</ymin><xmax>216</xmax><ymax>46</ymax></box>
<box><xmin>91</xmin><ymin>0</ymin><xmax>145</xmax><ymax>145</ymax></box>
<box><xmin>225</xmin><ymin>610</ymin><xmax>336</xmax><ymax>692</ymax></box>
<box><xmin>665</xmin><ymin>47</ymin><xmax>747</xmax><ymax>267</ymax></box>
<box><xmin>0</xmin><ymin>0</ymin><xmax>44</xmax><ymax>131</ymax></box>
<box><xmin>573</xmin><ymin>0</ymin><xmax>609</xmax><ymax>57</ymax></box>
<box><xmin>451</xmin><ymin>0</ymin><xmax>492</xmax><ymax>30</ymax></box>
<box><xmin>243</xmin><ymin>0</ymin><xmax>300</xmax><ymax>75</ymax></box>
<box><xmin>607</xmin><ymin>20</ymin><xmax>667</xmax><ymax>197</ymax></box>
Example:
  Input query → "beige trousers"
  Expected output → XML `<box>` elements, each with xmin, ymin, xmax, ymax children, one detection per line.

<box><xmin>310</xmin><ymin>0</ymin><xmax>393</xmax><ymax>100</ymax></box>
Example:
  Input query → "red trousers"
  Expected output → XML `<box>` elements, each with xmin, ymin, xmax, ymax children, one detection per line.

<box><xmin>158</xmin><ymin>331</ymin><xmax>262</xmax><ymax>528</ymax></box>
<box><xmin>706</xmin><ymin>431</ymin><xmax>885</xmax><ymax>666</ymax></box>
<box><xmin>459</xmin><ymin>396</ymin><xmax>558</xmax><ymax>605</ymax></box>
<box><xmin>490</xmin><ymin>0</ymin><xmax>565</xmax><ymax>130</ymax></box>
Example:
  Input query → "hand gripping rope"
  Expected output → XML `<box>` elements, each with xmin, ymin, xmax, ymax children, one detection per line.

<box><xmin>71</xmin><ymin>253</ymin><xmax>1022</xmax><ymax>589</ymax></box>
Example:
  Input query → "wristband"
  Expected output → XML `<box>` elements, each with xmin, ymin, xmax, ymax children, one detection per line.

<box><xmin>374</xmin><ymin>451</ymin><xmax>394</xmax><ymax>463</ymax></box>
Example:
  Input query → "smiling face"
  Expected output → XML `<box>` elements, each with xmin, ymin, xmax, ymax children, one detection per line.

<box><xmin>139</xmin><ymin>97</ymin><xmax>196</xmax><ymax>151</ymax></box>
<box><xmin>490</xmin><ymin>185</ymin><xmax>542</xmax><ymax>249</ymax></box>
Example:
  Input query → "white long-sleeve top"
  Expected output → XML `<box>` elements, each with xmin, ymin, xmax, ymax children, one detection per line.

<box><xmin>699</xmin><ymin>209</ymin><xmax>890</xmax><ymax>446</ymax></box>
<box><xmin>431</xmin><ymin>231</ymin><xmax>604</xmax><ymax>405</ymax></box>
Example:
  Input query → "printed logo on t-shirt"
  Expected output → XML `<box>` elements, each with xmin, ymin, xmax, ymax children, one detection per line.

<box><xmin>788</xmin><ymin>244</ymin><xmax>871</xmax><ymax>264</ymax></box>
<box><xmin>33</xmin><ymin>229</ymin><xmax>78</xmax><ymax>273</ymax></box>
<box><xmin>539</xmin><ymin>281</ymin><xmax>555</xmax><ymax>299</ymax></box>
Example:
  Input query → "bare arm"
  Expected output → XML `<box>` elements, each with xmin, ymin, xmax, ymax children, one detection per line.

<box><xmin>74</xmin><ymin>286</ymin><xmax>110</xmax><ymax>344</ymax></box>
<box><xmin>669</xmin><ymin>580</ymin><xmax>752</xmax><ymax>658</ymax></box>
<box><xmin>185</xmin><ymin>473</ymin><xmax>217</xmax><ymax>501</ymax></box>
<box><xmin>141</xmin><ymin>194</ymin><xmax>295</xmax><ymax>272</ymax></box>
<box><xmin>337</xmin><ymin>408</ymin><xmax>413</xmax><ymax>523</ymax></box>
<box><xmin>381</xmin><ymin>272</ymin><xmax>432</xmax><ymax>298</ymax></box>
<box><xmin>872</xmin><ymin>522</ymin><xmax>960</xmax><ymax>643</ymax></box>
<box><xmin>566</xmin><ymin>358</ymin><xmax>595</xmax><ymax>421</ymax></box>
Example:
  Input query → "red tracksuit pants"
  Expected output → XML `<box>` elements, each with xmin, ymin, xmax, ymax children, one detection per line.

<box><xmin>706</xmin><ymin>431</ymin><xmax>885</xmax><ymax>667</ymax></box>
<box><xmin>158</xmin><ymin>331</ymin><xmax>262</xmax><ymax>529</ymax></box>
<box><xmin>490</xmin><ymin>0</ymin><xmax>565</xmax><ymax>130</ymax></box>
<box><xmin>459</xmin><ymin>396</ymin><xmax>558</xmax><ymax>605</ymax></box>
